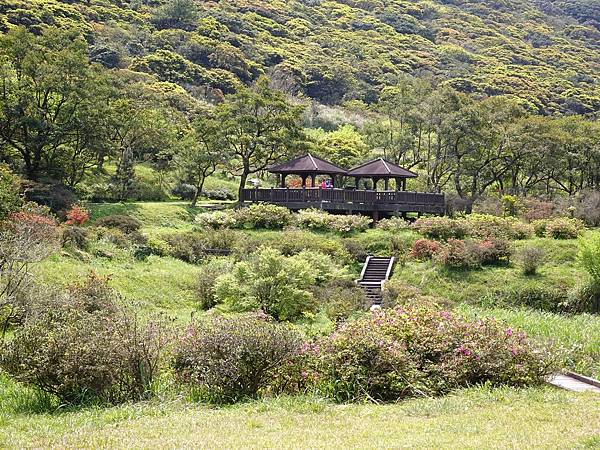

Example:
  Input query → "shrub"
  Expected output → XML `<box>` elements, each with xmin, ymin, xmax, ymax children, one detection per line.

<box><xmin>61</xmin><ymin>226</ymin><xmax>90</xmax><ymax>250</ymax></box>
<box><xmin>0</xmin><ymin>165</ymin><xmax>22</xmax><ymax>220</ymax></box>
<box><xmin>410</xmin><ymin>238</ymin><xmax>441</xmax><ymax>260</ymax></box>
<box><xmin>195</xmin><ymin>210</ymin><xmax>237</xmax><ymax>229</ymax></box>
<box><xmin>64</xmin><ymin>205</ymin><xmax>90</xmax><ymax>226</ymax></box>
<box><xmin>522</xmin><ymin>198</ymin><xmax>555</xmax><ymax>222</ymax></box>
<box><xmin>312</xmin><ymin>278</ymin><xmax>367</xmax><ymax>321</ymax></box>
<box><xmin>501</xmin><ymin>285</ymin><xmax>568</xmax><ymax>312</ymax></box>
<box><xmin>95</xmin><ymin>214</ymin><xmax>142</xmax><ymax>234</ymax></box>
<box><xmin>23</xmin><ymin>180</ymin><xmax>78</xmax><ymax>216</ymax></box>
<box><xmin>172</xmin><ymin>183</ymin><xmax>197</xmax><ymax>201</ymax></box>
<box><xmin>233</xmin><ymin>203</ymin><xmax>293</xmax><ymax>229</ymax></box>
<box><xmin>312</xmin><ymin>306</ymin><xmax>553</xmax><ymax>402</ymax></box>
<box><xmin>544</xmin><ymin>217</ymin><xmax>585</xmax><ymax>239</ymax></box>
<box><xmin>95</xmin><ymin>227</ymin><xmax>130</xmax><ymax>249</ymax></box>
<box><xmin>476</xmin><ymin>238</ymin><xmax>511</xmax><ymax>265</ymax></box>
<box><xmin>214</xmin><ymin>247</ymin><xmax>329</xmax><ymax>321</ymax></box>
<box><xmin>202</xmin><ymin>188</ymin><xmax>235</xmax><ymax>201</ymax></box>
<box><xmin>328</xmin><ymin>214</ymin><xmax>372</xmax><ymax>234</ymax></box>
<box><xmin>578</xmin><ymin>235</ymin><xmax>600</xmax><ymax>286</ymax></box>
<box><xmin>376</xmin><ymin>216</ymin><xmax>410</xmax><ymax>231</ymax></box>
<box><xmin>0</xmin><ymin>275</ymin><xmax>168</xmax><ymax>405</ymax></box>
<box><xmin>519</xmin><ymin>247</ymin><xmax>545</xmax><ymax>276</ymax></box>
<box><xmin>166</xmin><ymin>230</ymin><xmax>237</xmax><ymax>263</ymax></box>
<box><xmin>465</xmin><ymin>214</ymin><xmax>532</xmax><ymax>240</ymax></box>
<box><xmin>412</xmin><ymin>216</ymin><xmax>469</xmax><ymax>240</ymax></box>
<box><xmin>435</xmin><ymin>239</ymin><xmax>482</xmax><ymax>269</ymax></box>
<box><xmin>197</xmin><ymin>257</ymin><xmax>235</xmax><ymax>310</ymax></box>
<box><xmin>145</xmin><ymin>236</ymin><xmax>172</xmax><ymax>257</ymax></box>
<box><xmin>296</xmin><ymin>208</ymin><xmax>331</xmax><ymax>231</ymax></box>
<box><xmin>532</xmin><ymin>219</ymin><xmax>548</xmax><ymax>237</ymax></box>
<box><xmin>172</xmin><ymin>315</ymin><xmax>303</xmax><ymax>403</ymax></box>
<box><xmin>342</xmin><ymin>238</ymin><xmax>369</xmax><ymax>262</ymax></box>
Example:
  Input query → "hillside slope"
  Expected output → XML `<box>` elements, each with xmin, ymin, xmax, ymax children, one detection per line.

<box><xmin>0</xmin><ymin>0</ymin><xmax>598</xmax><ymax>114</ymax></box>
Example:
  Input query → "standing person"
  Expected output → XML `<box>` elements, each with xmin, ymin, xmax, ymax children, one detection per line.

<box><xmin>320</xmin><ymin>179</ymin><xmax>327</xmax><ymax>189</ymax></box>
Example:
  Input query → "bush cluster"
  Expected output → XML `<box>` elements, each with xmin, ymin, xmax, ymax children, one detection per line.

<box><xmin>311</xmin><ymin>305</ymin><xmax>553</xmax><ymax>402</ymax></box>
<box><xmin>172</xmin><ymin>315</ymin><xmax>303</xmax><ymax>403</ymax></box>
<box><xmin>0</xmin><ymin>274</ymin><xmax>168</xmax><ymax>405</ymax></box>
<box><xmin>410</xmin><ymin>238</ymin><xmax>442</xmax><ymax>260</ymax></box>
<box><xmin>435</xmin><ymin>238</ymin><xmax>511</xmax><ymax>269</ymax></box>
<box><xmin>196</xmin><ymin>206</ymin><xmax>371</xmax><ymax>234</ymax></box>
<box><xmin>412</xmin><ymin>216</ymin><xmax>469</xmax><ymax>240</ymax></box>
<box><xmin>412</xmin><ymin>215</ymin><xmax>534</xmax><ymax>242</ymax></box>
<box><xmin>543</xmin><ymin>217</ymin><xmax>585</xmax><ymax>239</ymax></box>
<box><xmin>375</xmin><ymin>216</ymin><xmax>410</xmax><ymax>231</ymax></box>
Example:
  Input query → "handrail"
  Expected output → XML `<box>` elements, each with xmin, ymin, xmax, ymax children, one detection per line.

<box><xmin>356</xmin><ymin>255</ymin><xmax>371</xmax><ymax>283</ymax></box>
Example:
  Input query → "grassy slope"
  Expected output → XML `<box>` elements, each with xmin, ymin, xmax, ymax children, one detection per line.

<box><xmin>1</xmin><ymin>382</ymin><xmax>598</xmax><ymax>449</ymax></box>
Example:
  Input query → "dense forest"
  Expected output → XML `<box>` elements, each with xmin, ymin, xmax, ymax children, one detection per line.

<box><xmin>0</xmin><ymin>0</ymin><xmax>599</xmax><ymax>211</ymax></box>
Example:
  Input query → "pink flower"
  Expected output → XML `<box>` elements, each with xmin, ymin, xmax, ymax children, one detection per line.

<box><xmin>505</xmin><ymin>328</ymin><xmax>513</xmax><ymax>337</ymax></box>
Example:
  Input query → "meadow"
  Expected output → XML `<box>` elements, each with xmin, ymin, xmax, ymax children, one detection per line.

<box><xmin>2</xmin><ymin>200</ymin><xmax>600</xmax><ymax>448</ymax></box>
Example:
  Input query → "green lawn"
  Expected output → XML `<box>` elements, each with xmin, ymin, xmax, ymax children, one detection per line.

<box><xmin>1</xmin><ymin>385</ymin><xmax>598</xmax><ymax>449</ymax></box>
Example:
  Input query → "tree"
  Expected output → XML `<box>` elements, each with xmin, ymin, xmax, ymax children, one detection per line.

<box><xmin>317</xmin><ymin>124</ymin><xmax>370</xmax><ymax>168</ymax></box>
<box><xmin>153</xmin><ymin>0</ymin><xmax>199</xmax><ymax>31</ymax></box>
<box><xmin>214</xmin><ymin>78</ymin><xmax>305</xmax><ymax>201</ymax></box>
<box><xmin>173</xmin><ymin>113</ymin><xmax>223</xmax><ymax>207</ymax></box>
<box><xmin>0</xmin><ymin>28</ymin><xmax>109</xmax><ymax>181</ymax></box>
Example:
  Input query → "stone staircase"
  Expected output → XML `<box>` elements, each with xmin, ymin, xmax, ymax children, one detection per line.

<box><xmin>357</xmin><ymin>256</ymin><xmax>395</xmax><ymax>307</ymax></box>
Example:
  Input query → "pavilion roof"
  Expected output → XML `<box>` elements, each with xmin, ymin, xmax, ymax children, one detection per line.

<box><xmin>268</xmin><ymin>153</ymin><xmax>347</xmax><ymax>175</ymax></box>
<box><xmin>347</xmin><ymin>158</ymin><xmax>418</xmax><ymax>178</ymax></box>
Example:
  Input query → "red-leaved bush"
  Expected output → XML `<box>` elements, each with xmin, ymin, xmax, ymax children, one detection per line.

<box><xmin>410</xmin><ymin>238</ymin><xmax>442</xmax><ymax>260</ymax></box>
<box><xmin>65</xmin><ymin>205</ymin><xmax>90</xmax><ymax>226</ymax></box>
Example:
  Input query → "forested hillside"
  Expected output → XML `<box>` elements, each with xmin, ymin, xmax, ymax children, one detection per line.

<box><xmin>1</xmin><ymin>0</ymin><xmax>599</xmax><ymax>115</ymax></box>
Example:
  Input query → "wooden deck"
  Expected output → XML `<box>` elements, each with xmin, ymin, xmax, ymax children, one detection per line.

<box><xmin>240</xmin><ymin>188</ymin><xmax>445</xmax><ymax>216</ymax></box>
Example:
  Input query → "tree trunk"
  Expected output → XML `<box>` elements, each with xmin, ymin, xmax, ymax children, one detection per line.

<box><xmin>238</xmin><ymin>171</ymin><xmax>248</xmax><ymax>205</ymax></box>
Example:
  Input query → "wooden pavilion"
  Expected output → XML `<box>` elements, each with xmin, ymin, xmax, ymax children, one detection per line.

<box><xmin>241</xmin><ymin>155</ymin><xmax>445</xmax><ymax>219</ymax></box>
<box><xmin>268</xmin><ymin>153</ymin><xmax>347</xmax><ymax>188</ymax></box>
<box><xmin>347</xmin><ymin>157</ymin><xmax>418</xmax><ymax>191</ymax></box>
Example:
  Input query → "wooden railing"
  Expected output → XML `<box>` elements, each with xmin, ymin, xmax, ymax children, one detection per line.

<box><xmin>240</xmin><ymin>188</ymin><xmax>445</xmax><ymax>207</ymax></box>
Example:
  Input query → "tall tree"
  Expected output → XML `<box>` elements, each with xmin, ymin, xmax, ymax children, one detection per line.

<box><xmin>173</xmin><ymin>113</ymin><xmax>223</xmax><ymax>207</ymax></box>
<box><xmin>215</xmin><ymin>78</ymin><xmax>305</xmax><ymax>201</ymax></box>
<box><xmin>0</xmin><ymin>28</ymin><xmax>108</xmax><ymax>181</ymax></box>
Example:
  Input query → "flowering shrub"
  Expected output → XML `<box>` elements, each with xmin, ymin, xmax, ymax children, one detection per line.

<box><xmin>0</xmin><ymin>274</ymin><xmax>169</xmax><ymax>405</ymax></box>
<box><xmin>464</xmin><ymin>214</ymin><xmax>532</xmax><ymax>240</ymax></box>
<box><xmin>311</xmin><ymin>306</ymin><xmax>553</xmax><ymax>402</ymax></box>
<box><xmin>434</xmin><ymin>238</ymin><xmax>511</xmax><ymax>268</ymax></box>
<box><xmin>410</xmin><ymin>238</ymin><xmax>442</xmax><ymax>260</ymax></box>
<box><xmin>172</xmin><ymin>315</ymin><xmax>303</xmax><ymax>403</ymax></box>
<box><xmin>532</xmin><ymin>219</ymin><xmax>548</xmax><ymax>237</ymax></box>
<box><xmin>522</xmin><ymin>198</ymin><xmax>555</xmax><ymax>222</ymax></box>
<box><xmin>195</xmin><ymin>210</ymin><xmax>237</xmax><ymax>229</ymax></box>
<box><xmin>65</xmin><ymin>205</ymin><xmax>90</xmax><ymax>226</ymax></box>
<box><xmin>233</xmin><ymin>203</ymin><xmax>293</xmax><ymax>229</ymax></box>
<box><xmin>296</xmin><ymin>209</ymin><xmax>372</xmax><ymax>234</ymax></box>
<box><xmin>296</xmin><ymin>208</ymin><xmax>331</xmax><ymax>230</ymax></box>
<box><xmin>197</xmin><ymin>257</ymin><xmax>235</xmax><ymax>309</ymax></box>
<box><xmin>328</xmin><ymin>214</ymin><xmax>372</xmax><ymax>234</ymax></box>
<box><xmin>376</xmin><ymin>216</ymin><xmax>410</xmax><ymax>231</ymax></box>
<box><xmin>412</xmin><ymin>216</ymin><xmax>470</xmax><ymax>240</ymax></box>
<box><xmin>544</xmin><ymin>217</ymin><xmax>585</xmax><ymax>239</ymax></box>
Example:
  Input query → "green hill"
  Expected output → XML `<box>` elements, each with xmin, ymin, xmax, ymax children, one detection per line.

<box><xmin>1</xmin><ymin>0</ymin><xmax>599</xmax><ymax>115</ymax></box>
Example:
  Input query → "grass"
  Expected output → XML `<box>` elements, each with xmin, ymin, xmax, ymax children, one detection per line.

<box><xmin>35</xmin><ymin>251</ymin><xmax>199</xmax><ymax>319</ymax></box>
<box><xmin>1</xmin><ymin>379</ymin><xmax>598</xmax><ymax>449</ymax></box>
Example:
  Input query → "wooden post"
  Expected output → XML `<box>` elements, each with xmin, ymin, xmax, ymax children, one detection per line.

<box><xmin>280</xmin><ymin>174</ymin><xmax>286</xmax><ymax>188</ymax></box>
<box><xmin>355</xmin><ymin>177</ymin><xmax>360</xmax><ymax>189</ymax></box>
<box><xmin>402</xmin><ymin>179</ymin><xmax>407</xmax><ymax>191</ymax></box>
<box><xmin>384</xmin><ymin>178</ymin><xmax>389</xmax><ymax>191</ymax></box>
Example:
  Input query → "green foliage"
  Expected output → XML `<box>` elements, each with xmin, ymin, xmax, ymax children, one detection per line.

<box><xmin>519</xmin><ymin>247</ymin><xmax>546</xmax><ymax>276</ymax></box>
<box><xmin>578</xmin><ymin>235</ymin><xmax>600</xmax><ymax>287</ymax></box>
<box><xmin>0</xmin><ymin>165</ymin><xmax>21</xmax><ymax>219</ymax></box>
<box><xmin>296</xmin><ymin>208</ymin><xmax>372</xmax><ymax>234</ymax></box>
<box><xmin>376</xmin><ymin>216</ymin><xmax>410</xmax><ymax>231</ymax></box>
<box><xmin>94</xmin><ymin>215</ymin><xmax>142</xmax><ymax>234</ymax></box>
<box><xmin>412</xmin><ymin>216</ymin><xmax>470</xmax><ymax>240</ymax></box>
<box><xmin>172</xmin><ymin>315</ymin><xmax>303</xmax><ymax>403</ymax></box>
<box><xmin>233</xmin><ymin>203</ymin><xmax>293</xmax><ymax>229</ymax></box>
<box><xmin>316</xmin><ymin>124</ymin><xmax>370</xmax><ymax>168</ymax></box>
<box><xmin>214</xmin><ymin>247</ymin><xmax>338</xmax><ymax>321</ymax></box>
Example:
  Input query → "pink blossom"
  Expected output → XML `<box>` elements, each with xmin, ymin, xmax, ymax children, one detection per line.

<box><xmin>505</xmin><ymin>328</ymin><xmax>513</xmax><ymax>337</ymax></box>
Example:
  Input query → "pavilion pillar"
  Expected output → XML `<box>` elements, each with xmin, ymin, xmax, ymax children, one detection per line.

<box><xmin>301</xmin><ymin>175</ymin><xmax>308</xmax><ymax>187</ymax></box>
<box><xmin>355</xmin><ymin>177</ymin><xmax>360</xmax><ymax>189</ymax></box>
<box><xmin>330</xmin><ymin>174</ymin><xmax>335</xmax><ymax>188</ymax></box>
<box><xmin>280</xmin><ymin>174</ymin><xmax>286</xmax><ymax>188</ymax></box>
<box><xmin>395</xmin><ymin>177</ymin><xmax>401</xmax><ymax>191</ymax></box>
<box><xmin>384</xmin><ymin>178</ymin><xmax>389</xmax><ymax>191</ymax></box>
<box><xmin>403</xmin><ymin>179</ymin><xmax>407</xmax><ymax>191</ymax></box>
<box><xmin>311</xmin><ymin>174</ymin><xmax>316</xmax><ymax>187</ymax></box>
<box><xmin>373</xmin><ymin>177</ymin><xmax>380</xmax><ymax>191</ymax></box>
